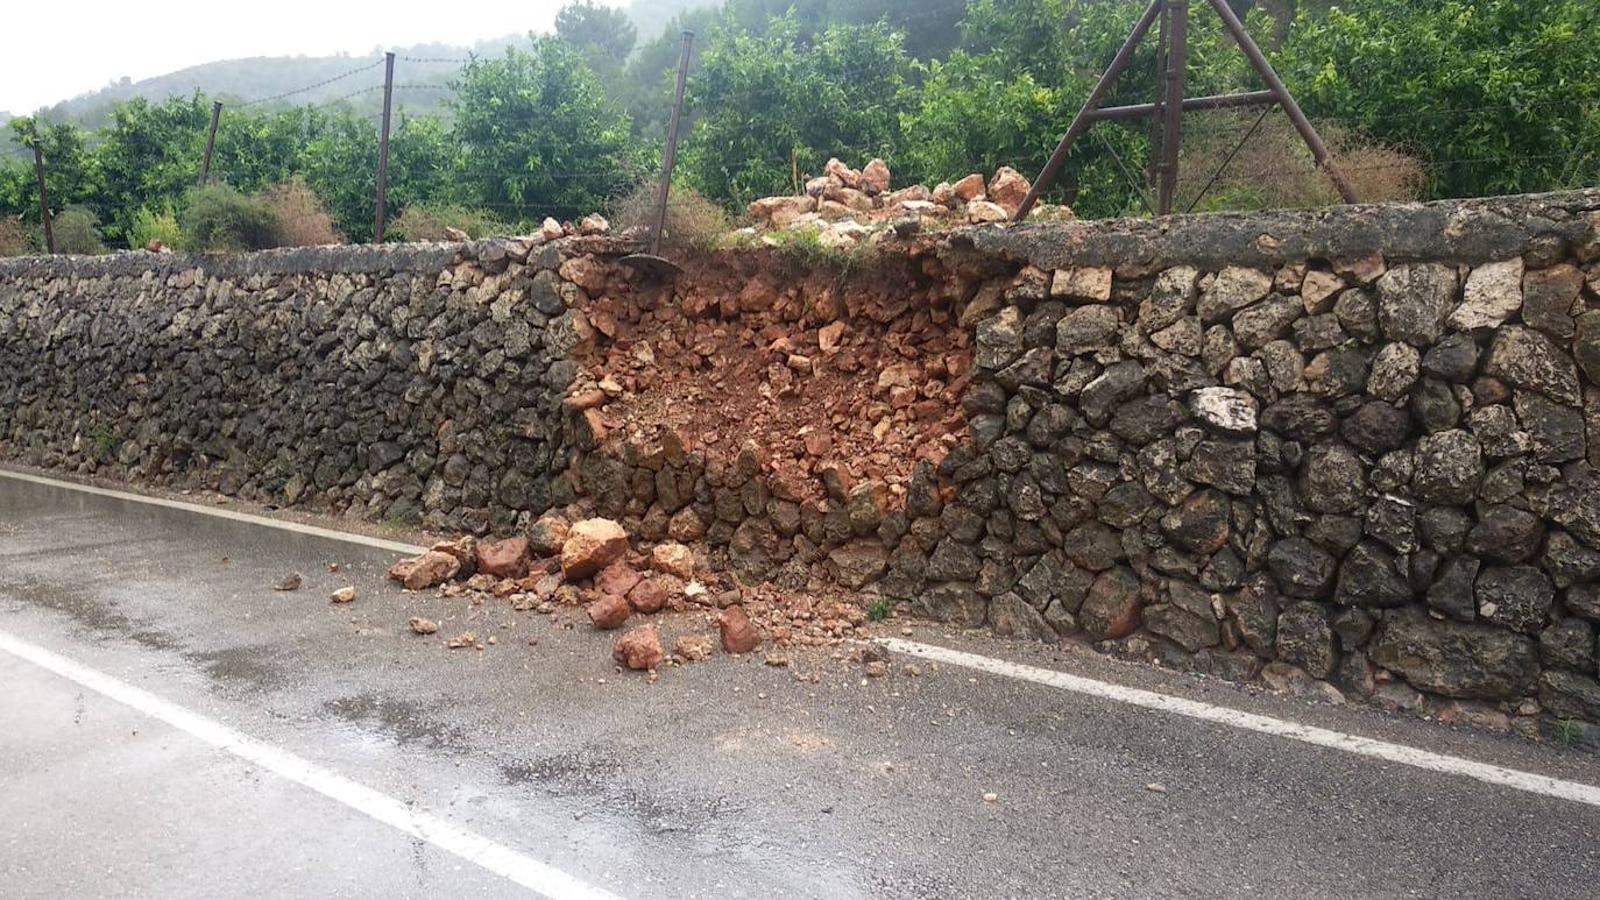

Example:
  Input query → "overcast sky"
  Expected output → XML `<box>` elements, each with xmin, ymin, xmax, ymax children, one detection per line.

<box><xmin>2</xmin><ymin>0</ymin><xmax>626</xmax><ymax>114</ymax></box>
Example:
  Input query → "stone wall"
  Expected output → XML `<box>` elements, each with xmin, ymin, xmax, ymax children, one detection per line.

<box><xmin>0</xmin><ymin>237</ymin><xmax>615</xmax><ymax>534</ymax></box>
<box><xmin>5</xmin><ymin>190</ymin><xmax>1600</xmax><ymax>740</ymax></box>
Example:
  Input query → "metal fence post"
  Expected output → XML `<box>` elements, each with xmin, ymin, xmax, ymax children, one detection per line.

<box><xmin>32</xmin><ymin>141</ymin><xmax>54</xmax><ymax>255</ymax></box>
<box><xmin>199</xmin><ymin>101</ymin><xmax>223</xmax><ymax>187</ymax></box>
<box><xmin>374</xmin><ymin>51</ymin><xmax>396</xmax><ymax>242</ymax></box>
<box><xmin>649</xmin><ymin>30</ymin><xmax>695</xmax><ymax>256</ymax></box>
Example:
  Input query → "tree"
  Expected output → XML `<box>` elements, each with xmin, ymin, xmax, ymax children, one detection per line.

<box><xmin>1</xmin><ymin>118</ymin><xmax>100</xmax><ymax>230</ymax></box>
<box><xmin>451</xmin><ymin>37</ymin><xmax>642</xmax><ymax>223</ymax></box>
<box><xmin>1273</xmin><ymin>0</ymin><xmax>1600</xmax><ymax>199</ymax></box>
<box><xmin>556</xmin><ymin>1</ymin><xmax>640</xmax><ymax>60</ymax></box>
<box><xmin>92</xmin><ymin>95</ymin><xmax>212</xmax><ymax>243</ymax></box>
<box><xmin>680</xmin><ymin>15</ymin><xmax>917</xmax><ymax>205</ymax></box>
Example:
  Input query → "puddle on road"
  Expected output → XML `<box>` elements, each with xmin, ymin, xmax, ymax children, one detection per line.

<box><xmin>322</xmin><ymin>691</ymin><xmax>467</xmax><ymax>750</ymax></box>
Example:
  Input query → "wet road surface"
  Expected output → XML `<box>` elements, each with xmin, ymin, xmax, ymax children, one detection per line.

<box><xmin>2</xmin><ymin>468</ymin><xmax>1598</xmax><ymax>898</ymax></box>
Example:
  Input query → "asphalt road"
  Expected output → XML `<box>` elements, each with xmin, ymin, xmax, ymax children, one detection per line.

<box><xmin>2</xmin><ymin>467</ymin><xmax>1598</xmax><ymax>899</ymax></box>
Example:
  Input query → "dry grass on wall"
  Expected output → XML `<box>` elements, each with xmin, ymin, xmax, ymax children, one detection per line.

<box><xmin>261</xmin><ymin>176</ymin><xmax>344</xmax><ymax>246</ymax></box>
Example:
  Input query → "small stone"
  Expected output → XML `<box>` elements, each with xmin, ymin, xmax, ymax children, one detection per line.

<box><xmin>1449</xmin><ymin>259</ymin><xmax>1524</xmax><ymax>330</ymax></box>
<box><xmin>446</xmin><ymin>631</ymin><xmax>478</xmax><ymax>649</ymax></box>
<box><xmin>720</xmin><ymin>606</ymin><xmax>762</xmax><ymax>653</ymax></box>
<box><xmin>587</xmin><ymin>593</ymin><xmax>631</xmax><ymax>629</ymax></box>
<box><xmin>982</xmin><ymin>791</ymin><xmax>999</xmax><ymax>803</ymax></box>
<box><xmin>273</xmin><ymin>572</ymin><xmax>303</xmax><ymax>592</ymax></box>
<box><xmin>409</xmin><ymin>617</ymin><xmax>438</xmax><ymax>635</ymax></box>
<box><xmin>389</xmin><ymin>550</ymin><xmax>461</xmax><ymax>591</ymax></box>
<box><xmin>613</xmin><ymin>625</ymin><xmax>664</xmax><ymax>671</ymax></box>
<box><xmin>650</xmin><ymin>542</ymin><xmax>695</xmax><ymax>579</ymax></box>
<box><xmin>1145</xmin><ymin>783</ymin><xmax>1168</xmax><ymax>794</ymax></box>
<box><xmin>1188</xmin><ymin>387</ymin><xmax>1258</xmax><ymax>435</ymax></box>
<box><xmin>329</xmin><ymin>586</ymin><xmax>356</xmax><ymax>604</ymax></box>
<box><xmin>674</xmin><ymin>634</ymin><xmax>715</xmax><ymax>661</ymax></box>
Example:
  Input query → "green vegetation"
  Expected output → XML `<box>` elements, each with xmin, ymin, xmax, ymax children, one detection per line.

<box><xmin>867</xmin><ymin>598</ymin><xmax>894</xmax><ymax>622</ymax></box>
<box><xmin>52</xmin><ymin>207</ymin><xmax>106</xmax><ymax>255</ymax></box>
<box><xmin>179</xmin><ymin>184</ymin><xmax>282</xmax><ymax>252</ymax></box>
<box><xmin>0</xmin><ymin>0</ymin><xmax>1595</xmax><ymax>249</ymax></box>
<box><xmin>128</xmin><ymin>207</ymin><xmax>182</xmax><ymax>249</ymax></box>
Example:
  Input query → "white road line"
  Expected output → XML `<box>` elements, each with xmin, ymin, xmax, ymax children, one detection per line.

<box><xmin>0</xmin><ymin>629</ymin><xmax>620</xmax><ymax>900</ymax></box>
<box><xmin>0</xmin><ymin>468</ymin><xmax>427</xmax><ymax>555</ymax></box>
<box><xmin>10</xmin><ymin>465</ymin><xmax>1599</xmax><ymax>811</ymax></box>
<box><xmin>882</xmin><ymin>637</ymin><xmax>1600</xmax><ymax>809</ymax></box>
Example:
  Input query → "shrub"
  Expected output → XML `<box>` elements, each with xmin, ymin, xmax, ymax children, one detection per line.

<box><xmin>1176</xmin><ymin>111</ymin><xmax>1426</xmax><ymax>212</ymax></box>
<box><xmin>51</xmin><ymin>207</ymin><xmax>106</xmax><ymax>255</ymax></box>
<box><xmin>0</xmin><ymin>216</ymin><xmax>29</xmax><ymax>257</ymax></box>
<box><xmin>389</xmin><ymin>203</ymin><xmax>508</xmax><ymax>242</ymax></box>
<box><xmin>128</xmin><ymin>207</ymin><xmax>182</xmax><ymax>251</ymax></box>
<box><xmin>180</xmin><ymin>184</ymin><xmax>282</xmax><ymax>252</ymax></box>
<box><xmin>261</xmin><ymin>176</ymin><xmax>343</xmax><ymax>246</ymax></box>
<box><xmin>609</xmin><ymin>182</ymin><xmax>731</xmax><ymax>251</ymax></box>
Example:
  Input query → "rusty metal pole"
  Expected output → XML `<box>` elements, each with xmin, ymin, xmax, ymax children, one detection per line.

<box><xmin>1013</xmin><ymin>0</ymin><xmax>1164</xmax><ymax>221</ymax></box>
<box><xmin>1204</xmin><ymin>0</ymin><xmax>1357</xmax><ymax>203</ymax></box>
<box><xmin>1156</xmin><ymin>0</ymin><xmax>1188</xmax><ymax>215</ymax></box>
<box><xmin>32</xmin><ymin>141</ymin><xmax>54</xmax><ymax>255</ymax></box>
<box><xmin>1146</xmin><ymin>1</ymin><xmax>1168</xmax><ymax>197</ymax></box>
<box><xmin>649</xmin><ymin>30</ymin><xmax>694</xmax><ymax>256</ymax></box>
<box><xmin>374</xmin><ymin>51</ymin><xmax>396</xmax><ymax>242</ymax></box>
<box><xmin>198</xmin><ymin>101</ymin><xmax>222</xmax><ymax>187</ymax></box>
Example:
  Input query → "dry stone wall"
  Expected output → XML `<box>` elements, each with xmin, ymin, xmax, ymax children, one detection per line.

<box><xmin>0</xmin><ymin>237</ymin><xmax>616</xmax><ymax>534</ymax></box>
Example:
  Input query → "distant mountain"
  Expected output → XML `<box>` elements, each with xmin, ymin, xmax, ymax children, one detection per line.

<box><xmin>29</xmin><ymin>0</ymin><xmax>719</xmax><ymax>130</ymax></box>
<box><xmin>33</xmin><ymin>36</ymin><xmax>524</xmax><ymax>130</ymax></box>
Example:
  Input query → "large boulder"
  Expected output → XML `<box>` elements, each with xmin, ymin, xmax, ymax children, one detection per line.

<box><xmin>1369</xmin><ymin>608</ymin><xmax>1539</xmax><ymax>699</ymax></box>
<box><xmin>719</xmin><ymin>605</ymin><xmax>762</xmax><ymax>653</ymax></box>
<box><xmin>561</xmin><ymin>518</ymin><xmax>629</xmax><ymax>579</ymax></box>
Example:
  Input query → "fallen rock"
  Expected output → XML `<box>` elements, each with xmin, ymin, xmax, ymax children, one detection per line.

<box><xmin>476</xmin><ymin>536</ymin><xmax>530</xmax><ymax>579</ymax></box>
<box><xmin>429</xmin><ymin>535</ymin><xmax>477</xmax><ymax>577</ymax></box>
<box><xmin>613</xmin><ymin>625</ymin><xmax>664</xmax><ymax>671</ymax></box>
<box><xmin>587</xmin><ymin>593</ymin><xmax>632</xmax><ymax>630</ymax></box>
<box><xmin>528</xmin><ymin>513</ymin><xmax>570</xmax><ymax>556</ymax></box>
<box><xmin>674</xmin><ymin>634</ymin><xmax>715</xmax><ymax>661</ymax></box>
<box><xmin>447</xmin><ymin>631</ymin><xmax>478</xmax><ymax>649</ymax></box>
<box><xmin>390</xmin><ymin>550</ymin><xmax>461</xmax><ymax>591</ymax></box>
<box><xmin>720</xmin><ymin>605</ymin><xmax>762</xmax><ymax>654</ymax></box>
<box><xmin>561</xmin><ymin>518</ymin><xmax>629</xmax><ymax>579</ymax></box>
<box><xmin>273</xmin><ymin>572</ymin><xmax>303</xmax><ymax>592</ymax></box>
<box><xmin>329</xmin><ymin>586</ymin><xmax>356</xmax><ymax>604</ymax></box>
<box><xmin>627</xmin><ymin>578</ymin><xmax>669</xmax><ymax>614</ymax></box>
<box><xmin>594</xmin><ymin>561</ymin><xmax>643</xmax><ymax>597</ymax></box>
<box><xmin>987</xmin><ymin>166</ymin><xmax>1031</xmax><ymax>214</ymax></box>
<box><xmin>650</xmin><ymin>542</ymin><xmax>696</xmax><ymax>579</ymax></box>
<box><xmin>409</xmin><ymin>617</ymin><xmax>438</xmax><ymax>635</ymax></box>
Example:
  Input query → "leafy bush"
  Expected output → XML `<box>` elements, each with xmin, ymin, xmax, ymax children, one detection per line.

<box><xmin>609</xmin><ymin>181</ymin><xmax>731</xmax><ymax>251</ymax></box>
<box><xmin>389</xmin><ymin>202</ymin><xmax>509</xmax><ymax>242</ymax></box>
<box><xmin>128</xmin><ymin>207</ymin><xmax>182</xmax><ymax>250</ymax></box>
<box><xmin>179</xmin><ymin>184</ymin><xmax>282</xmax><ymax>252</ymax></box>
<box><xmin>261</xmin><ymin>176</ymin><xmax>343</xmax><ymax>246</ymax></box>
<box><xmin>0</xmin><ymin>215</ymin><xmax>29</xmax><ymax>256</ymax></box>
<box><xmin>51</xmin><ymin>207</ymin><xmax>106</xmax><ymax>255</ymax></box>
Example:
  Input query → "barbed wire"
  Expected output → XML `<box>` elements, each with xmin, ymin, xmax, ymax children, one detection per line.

<box><xmin>236</xmin><ymin>59</ymin><xmax>386</xmax><ymax>108</ymax></box>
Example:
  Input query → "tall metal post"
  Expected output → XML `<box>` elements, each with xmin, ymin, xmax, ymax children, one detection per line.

<box><xmin>32</xmin><ymin>141</ymin><xmax>54</xmax><ymax>255</ymax></box>
<box><xmin>198</xmin><ymin>101</ymin><xmax>223</xmax><ymax>187</ymax></box>
<box><xmin>649</xmin><ymin>30</ymin><xmax>695</xmax><ymax>256</ymax></box>
<box><xmin>374</xmin><ymin>51</ymin><xmax>396</xmax><ymax>242</ymax></box>
<box><xmin>1204</xmin><ymin>0</ymin><xmax>1357</xmax><ymax>203</ymax></box>
<box><xmin>1012</xmin><ymin>0</ymin><xmax>1164</xmax><ymax>221</ymax></box>
<box><xmin>1145</xmin><ymin>2</ymin><xmax>1169</xmax><ymax>194</ymax></box>
<box><xmin>1156</xmin><ymin>0</ymin><xmax>1189</xmax><ymax>215</ymax></box>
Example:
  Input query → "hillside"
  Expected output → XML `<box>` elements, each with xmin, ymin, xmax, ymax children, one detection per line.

<box><xmin>31</xmin><ymin>0</ymin><xmax>715</xmax><ymax>129</ymax></box>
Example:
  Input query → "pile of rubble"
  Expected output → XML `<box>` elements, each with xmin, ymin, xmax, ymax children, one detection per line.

<box><xmin>744</xmin><ymin>157</ymin><xmax>1072</xmax><ymax>246</ymax></box>
<box><xmin>387</xmin><ymin>513</ymin><xmax>870</xmax><ymax>673</ymax></box>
